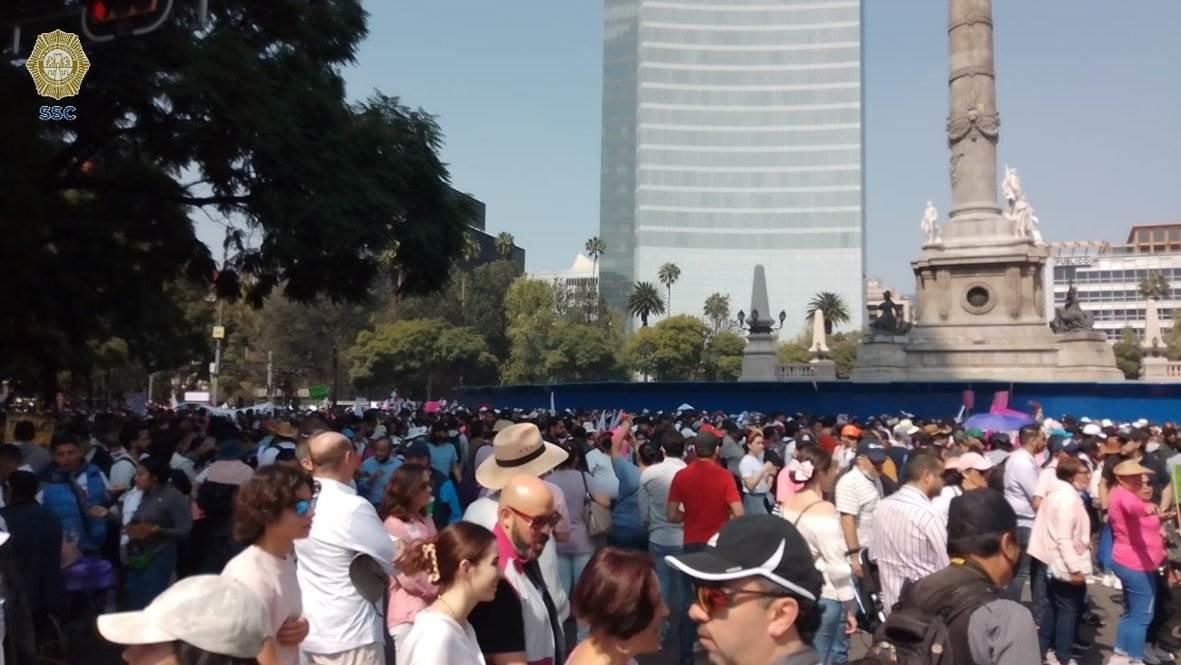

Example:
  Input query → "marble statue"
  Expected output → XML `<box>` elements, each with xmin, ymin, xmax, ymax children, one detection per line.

<box><xmin>1002</xmin><ymin>165</ymin><xmax>1023</xmax><ymax>210</ymax></box>
<box><xmin>809</xmin><ymin>309</ymin><xmax>830</xmax><ymax>356</ymax></box>
<box><xmin>1049</xmin><ymin>284</ymin><xmax>1094</xmax><ymax>333</ymax></box>
<box><xmin>921</xmin><ymin>201</ymin><xmax>939</xmax><ymax>243</ymax></box>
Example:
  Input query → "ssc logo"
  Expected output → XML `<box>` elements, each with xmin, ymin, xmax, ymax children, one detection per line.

<box><xmin>26</xmin><ymin>30</ymin><xmax>91</xmax><ymax>100</ymax></box>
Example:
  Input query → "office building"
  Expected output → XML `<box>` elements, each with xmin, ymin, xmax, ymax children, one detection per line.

<box><xmin>530</xmin><ymin>255</ymin><xmax>600</xmax><ymax>300</ymax></box>
<box><xmin>452</xmin><ymin>188</ymin><xmax>525</xmax><ymax>272</ymax></box>
<box><xmin>1051</xmin><ymin>224</ymin><xmax>1181</xmax><ymax>341</ymax></box>
<box><xmin>598</xmin><ymin>0</ymin><xmax>865</xmax><ymax>329</ymax></box>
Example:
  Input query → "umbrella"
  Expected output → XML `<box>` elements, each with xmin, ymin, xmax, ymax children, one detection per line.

<box><xmin>964</xmin><ymin>412</ymin><xmax>1033</xmax><ymax>433</ymax></box>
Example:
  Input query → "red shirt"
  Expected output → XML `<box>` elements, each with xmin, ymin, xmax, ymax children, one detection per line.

<box><xmin>668</xmin><ymin>459</ymin><xmax>741</xmax><ymax>545</ymax></box>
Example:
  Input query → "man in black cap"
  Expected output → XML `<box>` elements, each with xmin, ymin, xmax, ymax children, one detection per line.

<box><xmin>667</xmin><ymin>514</ymin><xmax>823</xmax><ymax>665</ymax></box>
<box><xmin>890</xmin><ymin>489</ymin><xmax>1038</xmax><ymax>665</ymax></box>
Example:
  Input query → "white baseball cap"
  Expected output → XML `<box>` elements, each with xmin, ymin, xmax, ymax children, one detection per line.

<box><xmin>1082</xmin><ymin>423</ymin><xmax>1103</xmax><ymax>437</ymax></box>
<box><xmin>97</xmin><ymin>575</ymin><xmax>268</xmax><ymax>659</ymax></box>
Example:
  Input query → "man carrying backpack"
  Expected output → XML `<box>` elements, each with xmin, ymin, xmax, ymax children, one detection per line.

<box><xmin>855</xmin><ymin>489</ymin><xmax>1038</xmax><ymax>665</ymax></box>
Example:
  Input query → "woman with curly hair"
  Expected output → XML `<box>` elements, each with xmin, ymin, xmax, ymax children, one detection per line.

<box><xmin>395</xmin><ymin>521</ymin><xmax>500</xmax><ymax>665</ymax></box>
<box><xmin>379</xmin><ymin>463</ymin><xmax>438</xmax><ymax>645</ymax></box>
<box><xmin>221</xmin><ymin>465</ymin><xmax>316</xmax><ymax>665</ymax></box>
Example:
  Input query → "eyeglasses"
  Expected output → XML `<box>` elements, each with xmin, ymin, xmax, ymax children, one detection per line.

<box><xmin>508</xmin><ymin>505</ymin><xmax>561</xmax><ymax>531</ymax></box>
<box><xmin>292</xmin><ymin>500</ymin><xmax>313</xmax><ymax>516</ymax></box>
<box><xmin>693</xmin><ymin>584</ymin><xmax>791</xmax><ymax>618</ymax></box>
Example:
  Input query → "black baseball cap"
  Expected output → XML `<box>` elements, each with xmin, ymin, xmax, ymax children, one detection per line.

<box><xmin>403</xmin><ymin>441</ymin><xmax>430</xmax><ymax>460</ymax></box>
<box><xmin>948</xmin><ymin>489</ymin><xmax>1017</xmax><ymax>543</ymax></box>
<box><xmin>666</xmin><ymin>515</ymin><xmax>821</xmax><ymax>602</ymax></box>
<box><xmin>856</xmin><ymin>440</ymin><xmax>888</xmax><ymax>464</ymax></box>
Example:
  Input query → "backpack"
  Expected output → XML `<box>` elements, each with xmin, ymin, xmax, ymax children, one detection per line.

<box><xmin>850</xmin><ymin>564</ymin><xmax>999</xmax><ymax>665</ymax></box>
<box><xmin>986</xmin><ymin>456</ymin><xmax>1008</xmax><ymax>494</ymax></box>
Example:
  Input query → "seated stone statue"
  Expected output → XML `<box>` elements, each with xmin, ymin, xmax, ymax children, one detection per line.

<box><xmin>870</xmin><ymin>292</ymin><xmax>909</xmax><ymax>335</ymax></box>
<box><xmin>1049</xmin><ymin>285</ymin><xmax>1094</xmax><ymax>333</ymax></box>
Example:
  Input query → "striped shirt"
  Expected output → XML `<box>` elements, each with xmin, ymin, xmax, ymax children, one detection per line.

<box><xmin>869</xmin><ymin>485</ymin><xmax>950</xmax><ymax>614</ymax></box>
<box><xmin>834</xmin><ymin>467</ymin><xmax>882</xmax><ymax>553</ymax></box>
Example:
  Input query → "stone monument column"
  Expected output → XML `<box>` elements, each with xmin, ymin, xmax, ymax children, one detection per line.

<box><xmin>947</xmin><ymin>0</ymin><xmax>1002</xmax><ymax>224</ymax></box>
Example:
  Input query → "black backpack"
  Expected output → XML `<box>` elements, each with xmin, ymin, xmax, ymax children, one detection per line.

<box><xmin>850</xmin><ymin>566</ymin><xmax>999</xmax><ymax>665</ymax></box>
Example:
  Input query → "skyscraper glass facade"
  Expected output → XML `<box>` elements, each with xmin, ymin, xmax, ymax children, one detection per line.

<box><xmin>599</xmin><ymin>0</ymin><xmax>865</xmax><ymax>329</ymax></box>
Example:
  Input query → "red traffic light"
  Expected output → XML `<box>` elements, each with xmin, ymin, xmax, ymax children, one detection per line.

<box><xmin>85</xmin><ymin>0</ymin><xmax>159</xmax><ymax>24</ymax></box>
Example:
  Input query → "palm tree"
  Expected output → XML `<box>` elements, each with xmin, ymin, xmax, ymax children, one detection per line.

<box><xmin>703</xmin><ymin>292</ymin><xmax>731</xmax><ymax>332</ymax></box>
<box><xmin>1139</xmin><ymin>271</ymin><xmax>1171</xmax><ymax>301</ymax></box>
<box><xmin>584</xmin><ymin>236</ymin><xmax>606</xmax><ymax>278</ymax></box>
<box><xmin>657</xmin><ymin>262</ymin><xmax>681</xmax><ymax>312</ymax></box>
<box><xmin>495</xmin><ymin>232</ymin><xmax>515</xmax><ymax>259</ymax></box>
<box><xmin>806</xmin><ymin>291</ymin><xmax>850</xmax><ymax>335</ymax></box>
<box><xmin>628</xmin><ymin>281</ymin><xmax>666</xmax><ymax>327</ymax></box>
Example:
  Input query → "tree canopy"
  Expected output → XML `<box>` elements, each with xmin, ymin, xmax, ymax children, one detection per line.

<box><xmin>349</xmin><ymin>319</ymin><xmax>493</xmax><ymax>399</ymax></box>
<box><xmin>806</xmin><ymin>292</ymin><xmax>851</xmax><ymax>335</ymax></box>
<box><xmin>628</xmin><ymin>281</ymin><xmax>666</xmax><ymax>327</ymax></box>
<box><xmin>3</xmin><ymin>1</ymin><xmax>468</xmax><ymax>396</ymax></box>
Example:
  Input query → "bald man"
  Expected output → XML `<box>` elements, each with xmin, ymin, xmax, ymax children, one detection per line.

<box><xmin>468</xmin><ymin>475</ymin><xmax>564</xmax><ymax>665</ymax></box>
<box><xmin>294</xmin><ymin>432</ymin><xmax>396</xmax><ymax>665</ymax></box>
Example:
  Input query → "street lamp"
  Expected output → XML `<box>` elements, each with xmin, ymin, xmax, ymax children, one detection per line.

<box><xmin>737</xmin><ymin>309</ymin><xmax>786</xmax><ymax>334</ymax></box>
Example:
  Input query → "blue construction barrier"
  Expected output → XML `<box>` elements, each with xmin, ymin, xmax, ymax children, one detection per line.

<box><xmin>455</xmin><ymin>380</ymin><xmax>1180</xmax><ymax>421</ymax></box>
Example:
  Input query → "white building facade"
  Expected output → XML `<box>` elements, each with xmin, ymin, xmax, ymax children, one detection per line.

<box><xmin>1051</xmin><ymin>225</ymin><xmax>1181</xmax><ymax>342</ymax></box>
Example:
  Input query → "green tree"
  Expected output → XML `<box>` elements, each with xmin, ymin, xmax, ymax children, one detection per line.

<box><xmin>3</xmin><ymin>4</ymin><xmax>472</xmax><ymax>398</ymax></box>
<box><xmin>628</xmin><ymin>281</ymin><xmax>666</xmax><ymax>327</ymax></box>
<box><xmin>776</xmin><ymin>335</ymin><xmax>813</xmax><ymax>364</ymax></box>
<box><xmin>584</xmin><ymin>237</ymin><xmax>606</xmax><ymax>278</ymax></box>
<box><xmin>703</xmin><ymin>293</ymin><xmax>731</xmax><ymax>332</ymax></box>
<box><xmin>622</xmin><ymin>315</ymin><xmax>709</xmax><ymax>380</ymax></box>
<box><xmin>828</xmin><ymin>332</ymin><xmax>862</xmax><ymax>379</ymax></box>
<box><xmin>503</xmin><ymin>278</ymin><xmax>558</xmax><ymax>383</ymax></box>
<box><xmin>658</xmin><ymin>263</ymin><xmax>682</xmax><ymax>311</ymax></box>
<box><xmin>496</xmin><ymin>232</ymin><xmax>516</xmax><ymax>259</ymax></box>
<box><xmin>349</xmin><ymin>319</ymin><xmax>493</xmax><ymax>399</ymax></box>
<box><xmin>544</xmin><ymin>323</ymin><xmax>623</xmax><ymax>382</ymax></box>
<box><xmin>1139</xmin><ymin>271</ymin><xmax>1171</xmax><ymax>301</ymax></box>
<box><xmin>1113</xmin><ymin>326</ymin><xmax>1143</xmax><ymax>379</ymax></box>
<box><xmin>806</xmin><ymin>292</ymin><xmax>851</xmax><ymax>335</ymax></box>
<box><xmin>702</xmin><ymin>331</ymin><xmax>745</xmax><ymax>381</ymax></box>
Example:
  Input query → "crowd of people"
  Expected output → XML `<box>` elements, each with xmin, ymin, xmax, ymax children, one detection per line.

<box><xmin>0</xmin><ymin>402</ymin><xmax>1179</xmax><ymax>665</ymax></box>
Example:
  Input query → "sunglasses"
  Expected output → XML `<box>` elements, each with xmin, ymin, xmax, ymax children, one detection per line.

<box><xmin>292</xmin><ymin>500</ymin><xmax>313</xmax><ymax>517</ymax></box>
<box><xmin>508</xmin><ymin>505</ymin><xmax>561</xmax><ymax>531</ymax></box>
<box><xmin>693</xmin><ymin>584</ymin><xmax>791</xmax><ymax>618</ymax></box>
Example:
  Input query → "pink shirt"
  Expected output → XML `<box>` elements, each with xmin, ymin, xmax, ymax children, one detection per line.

<box><xmin>1028</xmin><ymin>478</ymin><xmax>1091</xmax><ymax>580</ymax></box>
<box><xmin>1108</xmin><ymin>485</ymin><xmax>1165</xmax><ymax>572</ymax></box>
<box><xmin>383</xmin><ymin>515</ymin><xmax>438</xmax><ymax>628</ymax></box>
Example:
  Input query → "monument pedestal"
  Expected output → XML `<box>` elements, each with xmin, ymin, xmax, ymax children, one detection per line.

<box><xmin>852</xmin><ymin>231</ymin><xmax>1122</xmax><ymax>382</ymax></box>
<box><xmin>741</xmin><ymin>332</ymin><xmax>778</xmax><ymax>382</ymax></box>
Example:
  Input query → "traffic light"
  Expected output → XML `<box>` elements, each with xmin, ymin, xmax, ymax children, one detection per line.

<box><xmin>84</xmin><ymin>0</ymin><xmax>159</xmax><ymax>24</ymax></box>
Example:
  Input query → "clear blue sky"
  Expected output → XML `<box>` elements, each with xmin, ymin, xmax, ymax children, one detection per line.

<box><xmin>200</xmin><ymin>1</ymin><xmax>1181</xmax><ymax>291</ymax></box>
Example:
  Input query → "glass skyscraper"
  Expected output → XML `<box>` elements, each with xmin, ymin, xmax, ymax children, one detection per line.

<box><xmin>599</xmin><ymin>0</ymin><xmax>865</xmax><ymax>330</ymax></box>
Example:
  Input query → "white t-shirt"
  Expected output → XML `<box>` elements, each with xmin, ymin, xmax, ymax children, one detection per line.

<box><xmin>739</xmin><ymin>454</ymin><xmax>771</xmax><ymax>495</ymax></box>
<box><xmin>223</xmin><ymin>545</ymin><xmax>303</xmax><ymax>665</ymax></box>
<box><xmin>396</xmin><ymin>609</ymin><xmax>484</xmax><ymax>665</ymax></box>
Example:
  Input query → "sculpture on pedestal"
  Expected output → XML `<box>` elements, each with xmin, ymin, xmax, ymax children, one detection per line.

<box><xmin>869</xmin><ymin>291</ymin><xmax>911</xmax><ymax>335</ymax></box>
<box><xmin>1049</xmin><ymin>284</ymin><xmax>1094</xmax><ymax>333</ymax></box>
<box><xmin>921</xmin><ymin>201</ymin><xmax>940</xmax><ymax>244</ymax></box>
<box><xmin>1002</xmin><ymin>166</ymin><xmax>1043</xmax><ymax>244</ymax></box>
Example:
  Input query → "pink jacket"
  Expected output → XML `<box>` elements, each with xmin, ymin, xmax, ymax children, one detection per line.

<box><xmin>1028</xmin><ymin>478</ymin><xmax>1091</xmax><ymax>580</ymax></box>
<box><xmin>383</xmin><ymin>515</ymin><xmax>438</xmax><ymax>629</ymax></box>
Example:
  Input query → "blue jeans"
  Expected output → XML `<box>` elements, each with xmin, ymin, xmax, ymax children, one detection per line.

<box><xmin>125</xmin><ymin>547</ymin><xmax>176</xmax><ymax>610</ymax></box>
<box><xmin>1039</xmin><ymin>577</ymin><xmax>1086</xmax><ymax>664</ymax></box>
<box><xmin>652</xmin><ymin>541</ymin><xmax>696</xmax><ymax>665</ymax></box>
<box><xmin>1097</xmin><ymin>523</ymin><xmax>1114</xmax><ymax>572</ymax></box>
<box><xmin>558</xmin><ymin>552</ymin><xmax>592</xmax><ymax>642</ymax></box>
<box><xmin>813</xmin><ymin>598</ymin><xmax>849</xmax><ymax>664</ymax></box>
<box><xmin>1112</xmin><ymin>561</ymin><xmax>1156</xmax><ymax>660</ymax></box>
<box><xmin>743</xmin><ymin>493</ymin><xmax>769</xmax><ymax>515</ymax></box>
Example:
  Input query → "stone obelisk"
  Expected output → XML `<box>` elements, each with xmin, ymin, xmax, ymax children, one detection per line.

<box><xmin>740</xmin><ymin>265</ymin><xmax>778</xmax><ymax>381</ymax></box>
<box><xmin>853</xmin><ymin>0</ymin><xmax>1121</xmax><ymax>381</ymax></box>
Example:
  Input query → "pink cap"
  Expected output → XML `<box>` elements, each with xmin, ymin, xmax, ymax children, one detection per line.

<box><xmin>956</xmin><ymin>452</ymin><xmax>995</xmax><ymax>472</ymax></box>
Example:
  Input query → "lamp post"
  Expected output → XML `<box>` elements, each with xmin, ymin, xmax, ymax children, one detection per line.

<box><xmin>737</xmin><ymin>308</ymin><xmax>787</xmax><ymax>334</ymax></box>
